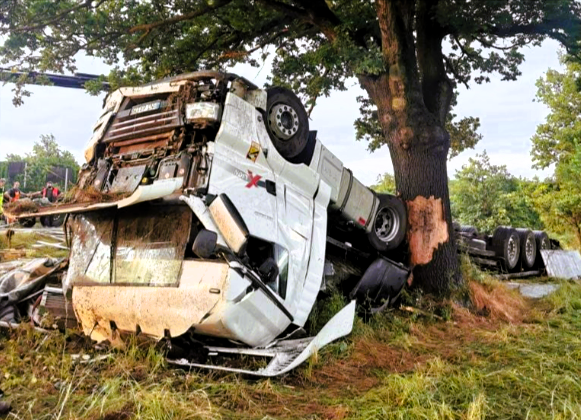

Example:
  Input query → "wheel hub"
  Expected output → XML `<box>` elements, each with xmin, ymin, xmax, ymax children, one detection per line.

<box><xmin>374</xmin><ymin>207</ymin><xmax>399</xmax><ymax>244</ymax></box>
<box><xmin>507</xmin><ymin>236</ymin><xmax>517</xmax><ymax>262</ymax></box>
<box><xmin>525</xmin><ymin>237</ymin><xmax>535</xmax><ymax>261</ymax></box>
<box><xmin>268</xmin><ymin>104</ymin><xmax>299</xmax><ymax>140</ymax></box>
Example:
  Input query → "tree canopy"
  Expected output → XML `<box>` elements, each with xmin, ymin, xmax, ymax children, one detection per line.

<box><xmin>2</xmin><ymin>1</ymin><xmax>579</xmax><ymax>144</ymax></box>
<box><xmin>2</xmin><ymin>0</ymin><xmax>580</xmax><ymax>293</ymax></box>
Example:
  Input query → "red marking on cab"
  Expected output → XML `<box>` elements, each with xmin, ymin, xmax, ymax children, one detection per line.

<box><xmin>246</xmin><ymin>170</ymin><xmax>262</xmax><ymax>188</ymax></box>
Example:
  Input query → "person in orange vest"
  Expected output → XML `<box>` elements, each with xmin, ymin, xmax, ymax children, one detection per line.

<box><xmin>5</xmin><ymin>181</ymin><xmax>22</xmax><ymax>202</ymax></box>
<box><xmin>41</xmin><ymin>182</ymin><xmax>60</xmax><ymax>203</ymax></box>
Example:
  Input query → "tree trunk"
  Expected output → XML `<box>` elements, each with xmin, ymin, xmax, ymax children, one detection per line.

<box><xmin>388</xmin><ymin>127</ymin><xmax>461</xmax><ymax>294</ymax></box>
<box><xmin>361</xmin><ymin>73</ymin><xmax>461</xmax><ymax>295</ymax></box>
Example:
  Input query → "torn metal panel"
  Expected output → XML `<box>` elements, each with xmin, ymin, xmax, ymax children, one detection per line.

<box><xmin>73</xmin><ymin>261</ymin><xmax>230</xmax><ymax>343</ymax></box>
<box><xmin>168</xmin><ymin>300</ymin><xmax>356</xmax><ymax>377</ymax></box>
<box><xmin>66</xmin><ymin>205</ymin><xmax>191</xmax><ymax>287</ymax></box>
<box><xmin>0</xmin><ymin>258</ymin><xmax>66</xmax><ymax>323</ymax></box>
<box><xmin>541</xmin><ymin>250</ymin><xmax>581</xmax><ymax>279</ymax></box>
<box><xmin>108</xmin><ymin>165</ymin><xmax>146</xmax><ymax>194</ymax></box>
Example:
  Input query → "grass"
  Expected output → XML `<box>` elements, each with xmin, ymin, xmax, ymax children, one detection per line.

<box><xmin>2</xmin><ymin>259</ymin><xmax>581</xmax><ymax>419</ymax></box>
<box><xmin>0</xmin><ymin>229</ymin><xmax>69</xmax><ymax>259</ymax></box>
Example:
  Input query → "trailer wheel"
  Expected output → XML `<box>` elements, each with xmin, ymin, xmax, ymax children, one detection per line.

<box><xmin>516</xmin><ymin>228</ymin><xmax>537</xmax><ymax>270</ymax></box>
<box><xmin>533</xmin><ymin>230</ymin><xmax>550</xmax><ymax>268</ymax></box>
<box><xmin>18</xmin><ymin>217</ymin><xmax>36</xmax><ymax>228</ymax></box>
<box><xmin>265</xmin><ymin>87</ymin><xmax>310</xmax><ymax>162</ymax></box>
<box><xmin>367</xmin><ymin>194</ymin><xmax>407</xmax><ymax>252</ymax></box>
<box><xmin>492</xmin><ymin>226</ymin><xmax>520</xmax><ymax>272</ymax></box>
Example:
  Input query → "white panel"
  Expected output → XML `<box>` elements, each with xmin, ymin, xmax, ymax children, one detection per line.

<box><xmin>292</xmin><ymin>181</ymin><xmax>331</xmax><ymax>326</ymax></box>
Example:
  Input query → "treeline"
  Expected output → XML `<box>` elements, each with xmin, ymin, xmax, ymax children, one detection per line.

<box><xmin>1</xmin><ymin>134</ymin><xmax>79</xmax><ymax>192</ymax></box>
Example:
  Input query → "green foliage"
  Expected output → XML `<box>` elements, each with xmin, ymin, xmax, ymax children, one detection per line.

<box><xmin>1</xmin><ymin>0</ymin><xmax>579</xmax><ymax>142</ymax></box>
<box><xmin>533</xmin><ymin>144</ymin><xmax>581</xmax><ymax>250</ymax></box>
<box><xmin>5</xmin><ymin>134</ymin><xmax>80</xmax><ymax>192</ymax></box>
<box><xmin>450</xmin><ymin>151</ymin><xmax>543</xmax><ymax>233</ymax></box>
<box><xmin>532</xmin><ymin>59</ymin><xmax>581</xmax><ymax>169</ymax></box>
<box><xmin>371</xmin><ymin>172</ymin><xmax>396</xmax><ymax>194</ymax></box>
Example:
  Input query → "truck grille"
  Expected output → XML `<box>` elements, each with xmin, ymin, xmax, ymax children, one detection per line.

<box><xmin>103</xmin><ymin>101</ymin><xmax>182</xmax><ymax>144</ymax></box>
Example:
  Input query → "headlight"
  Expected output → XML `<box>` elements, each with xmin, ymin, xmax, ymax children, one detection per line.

<box><xmin>185</xmin><ymin>102</ymin><xmax>222</xmax><ymax>124</ymax></box>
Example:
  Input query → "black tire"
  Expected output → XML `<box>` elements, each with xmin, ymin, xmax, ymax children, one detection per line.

<box><xmin>18</xmin><ymin>217</ymin><xmax>36</xmax><ymax>228</ymax></box>
<box><xmin>533</xmin><ymin>230</ymin><xmax>550</xmax><ymax>268</ymax></box>
<box><xmin>459</xmin><ymin>225</ymin><xmax>479</xmax><ymax>237</ymax></box>
<box><xmin>40</xmin><ymin>216</ymin><xmax>51</xmax><ymax>227</ymax></box>
<box><xmin>265</xmin><ymin>87</ymin><xmax>310</xmax><ymax>161</ymax></box>
<box><xmin>515</xmin><ymin>228</ymin><xmax>537</xmax><ymax>270</ymax></box>
<box><xmin>491</xmin><ymin>226</ymin><xmax>521</xmax><ymax>272</ymax></box>
<box><xmin>367</xmin><ymin>194</ymin><xmax>407</xmax><ymax>252</ymax></box>
<box><xmin>50</xmin><ymin>214</ymin><xmax>65</xmax><ymax>227</ymax></box>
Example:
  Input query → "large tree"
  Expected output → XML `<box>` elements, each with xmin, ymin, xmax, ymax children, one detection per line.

<box><xmin>1</xmin><ymin>0</ymin><xmax>579</xmax><ymax>293</ymax></box>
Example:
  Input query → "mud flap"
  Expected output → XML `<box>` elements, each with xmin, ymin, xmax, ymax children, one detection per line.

<box><xmin>167</xmin><ymin>300</ymin><xmax>356</xmax><ymax>377</ymax></box>
<box><xmin>349</xmin><ymin>257</ymin><xmax>409</xmax><ymax>313</ymax></box>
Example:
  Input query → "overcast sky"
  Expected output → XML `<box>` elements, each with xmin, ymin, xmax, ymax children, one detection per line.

<box><xmin>0</xmin><ymin>40</ymin><xmax>562</xmax><ymax>186</ymax></box>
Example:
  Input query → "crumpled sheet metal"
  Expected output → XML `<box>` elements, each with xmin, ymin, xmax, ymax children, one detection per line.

<box><xmin>0</xmin><ymin>258</ymin><xmax>66</xmax><ymax>323</ymax></box>
<box><xmin>168</xmin><ymin>300</ymin><xmax>356</xmax><ymax>377</ymax></box>
<box><xmin>73</xmin><ymin>260</ymin><xmax>229</xmax><ymax>344</ymax></box>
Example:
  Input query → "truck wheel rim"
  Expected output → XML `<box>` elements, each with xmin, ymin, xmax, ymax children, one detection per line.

<box><xmin>525</xmin><ymin>237</ymin><xmax>535</xmax><ymax>262</ymax></box>
<box><xmin>508</xmin><ymin>236</ymin><xmax>517</xmax><ymax>263</ymax></box>
<box><xmin>374</xmin><ymin>207</ymin><xmax>399</xmax><ymax>244</ymax></box>
<box><xmin>268</xmin><ymin>104</ymin><xmax>299</xmax><ymax>140</ymax></box>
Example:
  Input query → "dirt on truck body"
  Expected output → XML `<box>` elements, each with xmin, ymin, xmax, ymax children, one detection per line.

<box><xmin>16</xmin><ymin>71</ymin><xmax>410</xmax><ymax>375</ymax></box>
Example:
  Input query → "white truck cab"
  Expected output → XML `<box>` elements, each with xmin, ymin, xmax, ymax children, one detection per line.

<box><xmin>25</xmin><ymin>72</ymin><xmax>409</xmax><ymax>363</ymax></box>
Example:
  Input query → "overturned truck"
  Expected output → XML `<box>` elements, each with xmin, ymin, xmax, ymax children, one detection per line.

<box><xmin>25</xmin><ymin>71</ymin><xmax>409</xmax><ymax>375</ymax></box>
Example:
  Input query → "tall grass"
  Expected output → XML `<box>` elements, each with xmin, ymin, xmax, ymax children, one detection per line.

<box><xmin>1</xmin><ymin>268</ymin><xmax>581</xmax><ymax>419</ymax></box>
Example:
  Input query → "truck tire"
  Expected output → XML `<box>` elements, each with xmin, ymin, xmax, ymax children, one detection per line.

<box><xmin>533</xmin><ymin>230</ymin><xmax>550</xmax><ymax>268</ymax></box>
<box><xmin>367</xmin><ymin>194</ymin><xmax>407</xmax><ymax>252</ymax></box>
<box><xmin>265</xmin><ymin>87</ymin><xmax>310</xmax><ymax>162</ymax></box>
<box><xmin>459</xmin><ymin>225</ymin><xmax>479</xmax><ymax>237</ymax></box>
<box><xmin>515</xmin><ymin>228</ymin><xmax>536</xmax><ymax>270</ymax></box>
<box><xmin>39</xmin><ymin>216</ymin><xmax>51</xmax><ymax>227</ymax></box>
<box><xmin>50</xmin><ymin>214</ymin><xmax>65</xmax><ymax>228</ymax></box>
<box><xmin>18</xmin><ymin>217</ymin><xmax>36</xmax><ymax>228</ymax></box>
<box><xmin>492</xmin><ymin>226</ymin><xmax>520</xmax><ymax>272</ymax></box>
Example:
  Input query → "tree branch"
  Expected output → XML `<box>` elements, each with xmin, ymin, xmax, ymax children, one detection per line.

<box><xmin>258</xmin><ymin>0</ymin><xmax>339</xmax><ymax>41</ymax></box>
<box><xmin>416</xmin><ymin>0</ymin><xmax>453</xmax><ymax>124</ymax></box>
<box><xmin>443</xmin><ymin>56</ymin><xmax>468</xmax><ymax>89</ymax></box>
<box><xmin>12</xmin><ymin>0</ymin><xmax>107</xmax><ymax>33</ymax></box>
<box><xmin>129</xmin><ymin>0</ymin><xmax>233</xmax><ymax>34</ymax></box>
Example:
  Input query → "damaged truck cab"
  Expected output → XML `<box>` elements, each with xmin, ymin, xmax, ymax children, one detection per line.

<box><xmin>37</xmin><ymin>72</ymin><xmax>409</xmax><ymax>351</ymax></box>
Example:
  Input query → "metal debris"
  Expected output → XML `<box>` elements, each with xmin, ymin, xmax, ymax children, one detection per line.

<box><xmin>168</xmin><ymin>300</ymin><xmax>356</xmax><ymax>377</ymax></box>
<box><xmin>541</xmin><ymin>250</ymin><xmax>581</xmax><ymax>280</ymax></box>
